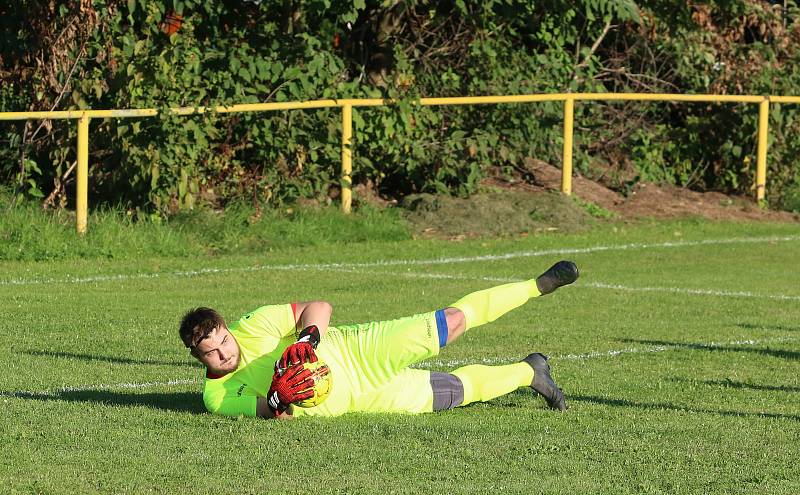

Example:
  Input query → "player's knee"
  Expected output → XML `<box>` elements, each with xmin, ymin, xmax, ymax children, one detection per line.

<box><xmin>430</xmin><ymin>372</ymin><xmax>464</xmax><ymax>411</ymax></box>
<box><xmin>444</xmin><ymin>307</ymin><xmax>466</xmax><ymax>338</ymax></box>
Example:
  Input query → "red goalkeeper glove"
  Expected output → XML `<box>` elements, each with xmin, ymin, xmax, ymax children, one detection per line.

<box><xmin>267</xmin><ymin>364</ymin><xmax>314</xmax><ymax>416</ymax></box>
<box><xmin>278</xmin><ymin>325</ymin><xmax>321</xmax><ymax>369</ymax></box>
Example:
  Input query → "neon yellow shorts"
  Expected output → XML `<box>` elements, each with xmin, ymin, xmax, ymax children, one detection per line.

<box><xmin>293</xmin><ymin>310</ymin><xmax>444</xmax><ymax>417</ymax></box>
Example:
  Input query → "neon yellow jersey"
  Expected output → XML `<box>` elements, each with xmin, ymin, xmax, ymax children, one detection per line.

<box><xmin>202</xmin><ymin>304</ymin><xmax>297</xmax><ymax>417</ymax></box>
<box><xmin>293</xmin><ymin>312</ymin><xmax>441</xmax><ymax>417</ymax></box>
<box><xmin>202</xmin><ymin>307</ymin><xmax>442</xmax><ymax>418</ymax></box>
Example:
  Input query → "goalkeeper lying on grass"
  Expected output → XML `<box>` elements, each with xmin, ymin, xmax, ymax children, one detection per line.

<box><xmin>178</xmin><ymin>261</ymin><xmax>579</xmax><ymax>419</ymax></box>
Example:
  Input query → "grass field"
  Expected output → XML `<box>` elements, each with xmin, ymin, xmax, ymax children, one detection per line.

<box><xmin>2</xmin><ymin>220</ymin><xmax>799</xmax><ymax>494</ymax></box>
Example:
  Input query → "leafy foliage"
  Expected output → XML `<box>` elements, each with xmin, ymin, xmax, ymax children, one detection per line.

<box><xmin>1</xmin><ymin>0</ymin><xmax>800</xmax><ymax>213</ymax></box>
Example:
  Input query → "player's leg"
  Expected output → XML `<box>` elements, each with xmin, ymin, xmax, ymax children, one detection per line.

<box><xmin>443</xmin><ymin>260</ymin><xmax>579</xmax><ymax>344</ymax></box>
<box><xmin>330</xmin><ymin>311</ymin><xmax>447</xmax><ymax>392</ymax></box>
<box><xmin>434</xmin><ymin>353</ymin><xmax>566</xmax><ymax>411</ymax></box>
<box><xmin>349</xmin><ymin>366</ymin><xmax>536</xmax><ymax>414</ymax></box>
<box><xmin>328</xmin><ymin>261</ymin><xmax>577</xmax><ymax>395</ymax></box>
<box><xmin>352</xmin><ymin>368</ymin><xmax>436</xmax><ymax>414</ymax></box>
<box><xmin>346</xmin><ymin>356</ymin><xmax>566</xmax><ymax>414</ymax></box>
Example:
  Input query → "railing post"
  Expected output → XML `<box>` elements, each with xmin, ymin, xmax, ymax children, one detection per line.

<box><xmin>561</xmin><ymin>96</ymin><xmax>574</xmax><ymax>195</ymax></box>
<box><xmin>76</xmin><ymin>113</ymin><xmax>90</xmax><ymax>234</ymax></box>
<box><xmin>341</xmin><ymin>103</ymin><xmax>353</xmax><ymax>214</ymax></box>
<box><xmin>756</xmin><ymin>98</ymin><xmax>769</xmax><ymax>204</ymax></box>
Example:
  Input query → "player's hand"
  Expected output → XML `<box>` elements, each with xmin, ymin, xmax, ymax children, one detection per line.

<box><xmin>278</xmin><ymin>341</ymin><xmax>318</xmax><ymax>369</ymax></box>
<box><xmin>277</xmin><ymin>325</ymin><xmax>322</xmax><ymax>369</ymax></box>
<box><xmin>267</xmin><ymin>365</ymin><xmax>314</xmax><ymax>415</ymax></box>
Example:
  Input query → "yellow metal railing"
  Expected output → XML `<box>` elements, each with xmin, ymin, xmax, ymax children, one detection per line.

<box><xmin>0</xmin><ymin>92</ymin><xmax>790</xmax><ymax>233</ymax></box>
<box><xmin>341</xmin><ymin>103</ymin><xmax>353</xmax><ymax>211</ymax></box>
<box><xmin>562</xmin><ymin>95</ymin><xmax>575</xmax><ymax>195</ymax></box>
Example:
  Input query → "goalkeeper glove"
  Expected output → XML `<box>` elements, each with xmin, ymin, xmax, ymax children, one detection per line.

<box><xmin>278</xmin><ymin>324</ymin><xmax>321</xmax><ymax>369</ymax></box>
<box><xmin>267</xmin><ymin>364</ymin><xmax>314</xmax><ymax>416</ymax></box>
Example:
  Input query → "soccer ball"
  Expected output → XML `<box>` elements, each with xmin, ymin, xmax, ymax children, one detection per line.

<box><xmin>294</xmin><ymin>359</ymin><xmax>332</xmax><ymax>408</ymax></box>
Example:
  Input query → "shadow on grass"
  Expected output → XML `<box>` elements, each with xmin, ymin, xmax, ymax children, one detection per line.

<box><xmin>572</xmin><ymin>395</ymin><xmax>800</xmax><ymax>422</ymax></box>
<box><xmin>24</xmin><ymin>350</ymin><xmax>198</xmax><ymax>367</ymax></box>
<box><xmin>736</xmin><ymin>322</ymin><xmax>800</xmax><ymax>332</ymax></box>
<box><xmin>619</xmin><ymin>338</ymin><xmax>800</xmax><ymax>360</ymax></box>
<box><xmin>671</xmin><ymin>377</ymin><xmax>800</xmax><ymax>393</ymax></box>
<box><xmin>2</xmin><ymin>389</ymin><xmax>206</xmax><ymax>414</ymax></box>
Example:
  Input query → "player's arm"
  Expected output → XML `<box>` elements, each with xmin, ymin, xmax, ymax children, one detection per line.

<box><xmin>293</xmin><ymin>300</ymin><xmax>332</xmax><ymax>337</ymax></box>
<box><xmin>277</xmin><ymin>301</ymin><xmax>332</xmax><ymax>369</ymax></box>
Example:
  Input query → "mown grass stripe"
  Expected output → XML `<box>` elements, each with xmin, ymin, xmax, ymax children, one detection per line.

<box><xmin>2</xmin><ymin>379</ymin><xmax>199</xmax><ymax>398</ymax></box>
<box><xmin>2</xmin><ymin>235</ymin><xmax>798</xmax><ymax>286</ymax></box>
<box><xmin>7</xmin><ymin>337</ymin><xmax>792</xmax><ymax>397</ymax></box>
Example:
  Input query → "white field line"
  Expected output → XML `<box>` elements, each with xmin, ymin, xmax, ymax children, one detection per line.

<box><xmin>5</xmin><ymin>337</ymin><xmax>794</xmax><ymax>398</ymax></box>
<box><xmin>299</xmin><ymin>265</ymin><xmax>800</xmax><ymax>302</ymax></box>
<box><xmin>2</xmin><ymin>234</ymin><xmax>798</xmax><ymax>286</ymax></box>
<box><xmin>420</xmin><ymin>336</ymin><xmax>796</xmax><ymax>368</ymax></box>
<box><xmin>582</xmin><ymin>282</ymin><xmax>800</xmax><ymax>302</ymax></box>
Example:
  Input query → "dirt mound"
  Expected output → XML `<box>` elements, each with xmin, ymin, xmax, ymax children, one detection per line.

<box><xmin>400</xmin><ymin>159</ymin><xmax>798</xmax><ymax>239</ymax></box>
<box><xmin>523</xmin><ymin>158</ymin><xmax>800</xmax><ymax>223</ymax></box>
<box><xmin>522</xmin><ymin>158</ymin><xmax>624</xmax><ymax>212</ymax></box>
<box><xmin>401</xmin><ymin>190</ymin><xmax>593</xmax><ymax>239</ymax></box>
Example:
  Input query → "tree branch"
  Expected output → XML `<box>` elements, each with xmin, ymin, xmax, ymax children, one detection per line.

<box><xmin>572</xmin><ymin>19</ymin><xmax>614</xmax><ymax>82</ymax></box>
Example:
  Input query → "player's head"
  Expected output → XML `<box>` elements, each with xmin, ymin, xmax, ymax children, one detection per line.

<box><xmin>179</xmin><ymin>307</ymin><xmax>240</xmax><ymax>375</ymax></box>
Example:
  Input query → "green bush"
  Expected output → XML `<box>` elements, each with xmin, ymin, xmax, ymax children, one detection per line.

<box><xmin>779</xmin><ymin>179</ymin><xmax>800</xmax><ymax>213</ymax></box>
<box><xmin>2</xmin><ymin>0</ymin><xmax>800</xmax><ymax>212</ymax></box>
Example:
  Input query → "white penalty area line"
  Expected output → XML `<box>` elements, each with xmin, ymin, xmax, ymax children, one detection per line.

<box><xmin>419</xmin><ymin>336</ymin><xmax>797</xmax><ymax>368</ymax></box>
<box><xmin>2</xmin><ymin>234</ymin><xmax>799</xmax><ymax>286</ymax></box>
<box><xmin>302</xmin><ymin>266</ymin><xmax>800</xmax><ymax>302</ymax></box>
<box><xmin>582</xmin><ymin>282</ymin><xmax>800</xmax><ymax>302</ymax></box>
<box><xmin>5</xmin><ymin>337</ymin><xmax>795</xmax><ymax>398</ymax></box>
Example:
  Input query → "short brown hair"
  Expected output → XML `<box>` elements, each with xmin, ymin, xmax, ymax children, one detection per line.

<box><xmin>179</xmin><ymin>307</ymin><xmax>225</xmax><ymax>349</ymax></box>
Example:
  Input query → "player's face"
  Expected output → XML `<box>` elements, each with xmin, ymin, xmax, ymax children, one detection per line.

<box><xmin>193</xmin><ymin>326</ymin><xmax>240</xmax><ymax>375</ymax></box>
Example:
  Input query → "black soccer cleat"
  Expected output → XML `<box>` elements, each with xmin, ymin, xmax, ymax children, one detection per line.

<box><xmin>521</xmin><ymin>353</ymin><xmax>567</xmax><ymax>411</ymax></box>
<box><xmin>535</xmin><ymin>260</ymin><xmax>579</xmax><ymax>295</ymax></box>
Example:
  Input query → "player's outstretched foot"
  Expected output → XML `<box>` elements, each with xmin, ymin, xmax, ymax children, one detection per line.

<box><xmin>521</xmin><ymin>353</ymin><xmax>567</xmax><ymax>411</ymax></box>
<box><xmin>536</xmin><ymin>260</ymin><xmax>579</xmax><ymax>295</ymax></box>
